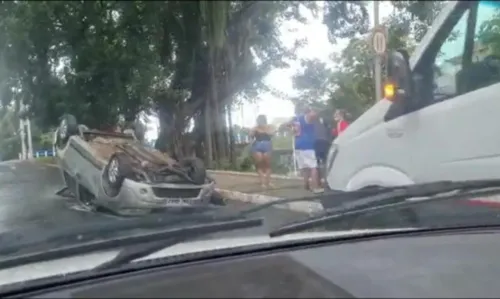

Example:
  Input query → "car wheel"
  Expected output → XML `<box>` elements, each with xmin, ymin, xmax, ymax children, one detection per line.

<box><xmin>57</xmin><ymin>114</ymin><xmax>79</xmax><ymax>149</ymax></box>
<box><xmin>180</xmin><ymin>157</ymin><xmax>206</xmax><ymax>185</ymax></box>
<box><xmin>103</xmin><ymin>152</ymin><xmax>134</xmax><ymax>196</ymax></box>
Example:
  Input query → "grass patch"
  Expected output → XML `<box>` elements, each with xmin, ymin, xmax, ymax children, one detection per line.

<box><xmin>35</xmin><ymin>156</ymin><xmax>57</xmax><ymax>165</ymax></box>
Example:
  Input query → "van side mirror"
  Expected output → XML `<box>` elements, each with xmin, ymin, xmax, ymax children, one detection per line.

<box><xmin>386</xmin><ymin>50</ymin><xmax>413</xmax><ymax>101</ymax></box>
<box><xmin>384</xmin><ymin>49</ymin><xmax>415</xmax><ymax>121</ymax></box>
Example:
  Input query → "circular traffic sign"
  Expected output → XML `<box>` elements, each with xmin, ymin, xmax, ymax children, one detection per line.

<box><xmin>372</xmin><ymin>27</ymin><xmax>387</xmax><ymax>55</ymax></box>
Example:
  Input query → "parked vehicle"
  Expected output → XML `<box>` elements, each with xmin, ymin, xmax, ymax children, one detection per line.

<box><xmin>325</xmin><ymin>1</ymin><xmax>500</xmax><ymax>192</ymax></box>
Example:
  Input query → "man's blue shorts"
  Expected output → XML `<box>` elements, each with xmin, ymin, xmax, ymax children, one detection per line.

<box><xmin>251</xmin><ymin>140</ymin><xmax>272</xmax><ymax>153</ymax></box>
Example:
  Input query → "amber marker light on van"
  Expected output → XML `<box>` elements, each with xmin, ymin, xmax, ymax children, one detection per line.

<box><xmin>383</xmin><ymin>82</ymin><xmax>396</xmax><ymax>101</ymax></box>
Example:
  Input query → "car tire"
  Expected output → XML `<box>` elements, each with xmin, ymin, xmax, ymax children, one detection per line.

<box><xmin>57</xmin><ymin>114</ymin><xmax>79</xmax><ymax>149</ymax></box>
<box><xmin>180</xmin><ymin>157</ymin><xmax>206</xmax><ymax>185</ymax></box>
<box><xmin>102</xmin><ymin>152</ymin><xmax>134</xmax><ymax>196</ymax></box>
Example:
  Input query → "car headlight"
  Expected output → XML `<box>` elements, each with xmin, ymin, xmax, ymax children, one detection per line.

<box><xmin>326</xmin><ymin>144</ymin><xmax>338</xmax><ymax>172</ymax></box>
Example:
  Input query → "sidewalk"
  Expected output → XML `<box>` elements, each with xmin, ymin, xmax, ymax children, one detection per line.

<box><xmin>211</xmin><ymin>172</ymin><xmax>310</xmax><ymax>198</ymax></box>
<box><xmin>210</xmin><ymin>171</ymin><xmax>324</xmax><ymax>214</ymax></box>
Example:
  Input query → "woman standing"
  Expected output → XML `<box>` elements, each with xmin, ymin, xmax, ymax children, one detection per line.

<box><xmin>332</xmin><ymin>109</ymin><xmax>349</xmax><ymax>138</ymax></box>
<box><xmin>249</xmin><ymin>115</ymin><xmax>275</xmax><ymax>189</ymax></box>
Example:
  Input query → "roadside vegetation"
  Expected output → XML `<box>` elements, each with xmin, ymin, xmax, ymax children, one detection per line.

<box><xmin>0</xmin><ymin>1</ymin><xmax>447</xmax><ymax>169</ymax></box>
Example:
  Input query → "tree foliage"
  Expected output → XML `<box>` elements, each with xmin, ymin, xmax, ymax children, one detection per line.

<box><xmin>292</xmin><ymin>1</ymin><xmax>447</xmax><ymax>119</ymax></box>
<box><xmin>0</xmin><ymin>1</ymin><xmax>336</xmax><ymax>165</ymax></box>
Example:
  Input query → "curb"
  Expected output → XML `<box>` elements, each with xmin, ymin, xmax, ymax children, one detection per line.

<box><xmin>208</xmin><ymin>170</ymin><xmax>301</xmax><ymax>181</ymax></box>
<box><xmin>216</xmin><ymin>188</ymin><xmax>323</xmax><ymax>215</ymax></box>
<box><xmin>43</xmin><ymin>163</ymin><xmax>59</xmax><ymax>168</ymax></box>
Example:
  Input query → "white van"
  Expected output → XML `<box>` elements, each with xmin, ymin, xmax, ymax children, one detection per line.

<box><xmin>326</xmin><ymin>0</ymin><xmax>500</xmax><ymax>192</ymax></box>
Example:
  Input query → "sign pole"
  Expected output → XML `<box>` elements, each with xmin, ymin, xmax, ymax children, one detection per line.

<box><xmin>372</xmin><ymin>1</ymin><xmax>385</xmax><ymax>102</ymax></box>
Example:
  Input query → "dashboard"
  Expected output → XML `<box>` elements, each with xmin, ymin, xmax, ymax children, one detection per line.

<box><xmin>14</xmin><ymin>229</ymin><xmax>500</xmax><ymax>298</ymax></box>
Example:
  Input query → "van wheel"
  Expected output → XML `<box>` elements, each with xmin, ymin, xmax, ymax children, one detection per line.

<box><xmin>103</xmin><ymin>152</ymin><xmax>134</xmax><ymax>196</ymax></box>
<box><xmin>57</xmin><ymin>114</ymin><xmax>79</xmax><ymax>149</ymax></box>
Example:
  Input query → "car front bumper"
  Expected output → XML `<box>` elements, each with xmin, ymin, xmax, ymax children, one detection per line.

<box><xmin>108</xmin><ymin>179</ymin><xmax>216</xmax><ymax>211</ymax></box>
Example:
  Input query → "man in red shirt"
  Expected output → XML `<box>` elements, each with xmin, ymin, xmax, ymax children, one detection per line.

<box><xmin>332</xmin><ymin>109</ymin><xmax>349</xmax><ymax>137</ymax></box>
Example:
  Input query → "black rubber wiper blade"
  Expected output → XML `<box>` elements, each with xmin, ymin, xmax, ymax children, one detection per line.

<box><xmin>316</xmin><ymin>179</ymin><xmax>500</xmax><ymax>217</ymax></box>
<box><xmin>0</xmin><ymin>218</ymin><xmax>263</xmax><ymax>270</ymax></box>
<box><xmin>0</xmin><ymin>209</ymin><xmax>226</xmax><ymax>256</ymax></box>
<box><xmin>269</xmin><ymin>179</ymin><xmax>500</xmax><ymax>237</ymax></box>
<box><xmin>89</xmin><ymin>187</ymin><xmax>406</xmax><ymax>271</ymax></box>
<box><xmin>224</xmin><ymin>185</ymin><xmax>403</xmax><ymax>217</ymax></box>
<box><xmin>221</xmin><ymin>180</ymin><xmax>465</xmax><ymax>218</ymax></box>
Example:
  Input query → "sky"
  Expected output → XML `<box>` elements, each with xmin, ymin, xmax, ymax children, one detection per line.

<box><xmin>230</xmin><ymin>1</ymin><xmax>394</xmax><ymax>129</ymax></box>
<box><xmin>145</xmin><ymin>1</ymin><xmax>394</xmax><ymax>140</ymax></box>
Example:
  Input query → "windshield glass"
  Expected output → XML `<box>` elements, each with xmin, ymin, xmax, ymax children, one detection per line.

<box><xmin>2</xmin><ymin>0</ymin><xmax>500</xmax><ymax>288</ymax></box>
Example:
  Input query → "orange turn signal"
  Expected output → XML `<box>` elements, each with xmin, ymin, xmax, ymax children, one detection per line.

<box><xmin>383</xmin><ymin>82</ymin><xmax>396</xmax><ymax>101</ymax></box>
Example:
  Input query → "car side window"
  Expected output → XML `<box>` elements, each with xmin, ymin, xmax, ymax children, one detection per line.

<box><xmin>431</xmin><ymin>2</ymin><xmax>500</xmax><ymax>103</ymax></box>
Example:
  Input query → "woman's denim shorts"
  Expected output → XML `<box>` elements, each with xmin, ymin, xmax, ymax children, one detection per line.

<box><xmin>251</xmin><ymin>140</ymin><xmax>272</xmax><ymax>153</ymax></box>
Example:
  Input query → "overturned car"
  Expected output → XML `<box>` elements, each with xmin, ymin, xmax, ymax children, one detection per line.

<box><xmin>53</xmin><ymin>114</ymin><xmax>222</xmax><ymax>216</ymax></box>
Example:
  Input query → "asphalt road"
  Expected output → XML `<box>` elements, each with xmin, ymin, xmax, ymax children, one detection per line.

<box><xmin>0</xmin><ymin>161</ymin><xmax>309</xmax><ymax>256</ymax></box>
<box><xmin>3</xmin><ymin>160</ymin><xmax>500</xmax><ymax>257</ymax></box>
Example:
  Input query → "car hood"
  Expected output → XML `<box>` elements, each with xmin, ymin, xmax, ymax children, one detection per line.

<box><xmin>0</xmin><ymin>228</ymin><xmax>414</xmax><ymax>288</ymax></box>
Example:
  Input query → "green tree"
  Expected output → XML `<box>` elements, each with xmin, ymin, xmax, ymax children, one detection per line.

<box><xmin>291</xmin><ymin>1</ymin><xmax>446</xmax><ymax>120</ymax></box>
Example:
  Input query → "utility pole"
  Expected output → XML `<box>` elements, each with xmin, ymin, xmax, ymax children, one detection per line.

<box><xmin>26</xmin><ymin>118</ymin><xmax>33</xmax><ymax>159</ymax></box>
<box><xmin>18</xmin><ymin>103</ymin><xmax>33</xmax><ymax>160</ymax></box>
<box><xmin>373</xmin><ymin>1</ymin><xmax>383</xmax><ymax>102</ymax></box>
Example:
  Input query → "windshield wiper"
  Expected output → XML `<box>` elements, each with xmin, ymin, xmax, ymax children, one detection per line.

<box><xmin>269</xmin><ymin>179</ymin><xmax>500</xmax><ymax>237</ymax></box>
<box><xmin>5</xmin><ymin>180</ymin><xmax>500</xmax><ymax>269</ymax></box>
<box><xmin>0</xmin><ymin>218</ymin><xmax>263</xmax><ymax>270</ymax></box>
<box><xmin>0</xmin><ymin>208</ymin><xmax>219</xmax><ymax>256</ymax></box>
<box><xmin>0</xmin><ymin>186</ymin><xmax>403</xmax><ymax>269</ymax></box>
<box><xmin>0</xmin><ymin>183</ymin><xmax>405</xmax><ymax>256</ymax></box>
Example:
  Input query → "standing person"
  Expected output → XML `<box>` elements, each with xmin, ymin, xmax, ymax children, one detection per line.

<box><xmin>332</xmin><ymin>109</ymin><xmax>349</xmax><ymax>138</ymax></box>
<box><xmin>288</xmin><ymin>107</ymin><xmax>324</xmax><ymax>194</ymax></box>
<box><xmin>249</xmin><ymin>115</ymin><xmax>274</xmax><ymax>189</ymax></box>
<box><xmin>313</xmin><ymin>114</ymin><xmax>331</xmax><ymax>187</ymax></box>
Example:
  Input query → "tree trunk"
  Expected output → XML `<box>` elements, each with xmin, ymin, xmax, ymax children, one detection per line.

<box><xmin>211</xmin><ymin>79</ymin><xmax>227</xmax><ymax>163</ymax></box>
<box><xmin>220</xmin><ymin>103</ymin><xmax>229</xmax><ymax>159</ymax></box>
<box><xmin>204</xmin><ymin>97</ymin><xmax>213</xmax><ymax>168</ymax></box>
<box><xmin>227</xmin><ymin>102</ymin><xmax>235</xmax><ymax>166</ymax></box>
<box><xmin>193</xmin><ymin>112</ymin><xmax>205</xmax><ymax>160</ymax></box>
<box><xmin>155</xmin><ymin>105</ymin><xmax>171</xmax><ymax>153</ymax></box>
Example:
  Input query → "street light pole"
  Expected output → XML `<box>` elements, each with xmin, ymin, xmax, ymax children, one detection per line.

<box><xmin>18</xmin><ymin>103</ymin><xmax>33</xmax><ymax>160</ymax></box>
<box><xmin>26</xmin><ymin>118</ymin><xmax>33</xmax><ymax>159</ymax></box>
<box><xmin>373</xmin><ymin>1</ymin><xmax>382</xmax><ymax>102</ymax></box>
